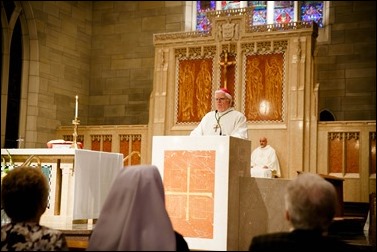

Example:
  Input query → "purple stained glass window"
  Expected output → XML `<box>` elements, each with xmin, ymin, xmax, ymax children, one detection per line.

<box><xmin>274</xmin><ymin>1</ymin><xmax>294</xmax><ymax>24</ymax></box>
<box><xmin>300</xmin><ymin>1</ymin><xmax>324</xmax><ymax>27</ymax></box>
<box><xmin>249</xmin><ymin>1</ymin><xmax>267</xmax><ymax>25</ymax></box>
<box><xmin>196</xmin><ymin>1</ymin><xmax>325</xmax><ymax>31</ymax></box>
<box><xmin>196</xmin><ymin>1</ymin><xmax>216</xmax><ymax>31</ymax></box>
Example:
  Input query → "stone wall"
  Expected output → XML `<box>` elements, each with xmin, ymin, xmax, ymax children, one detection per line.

<box><xmin>316</xmin><ymin>1</ymin><xmax>376</xmax><ymax>120</ymax></box>
<box><xmin>88</xmin><ymin>1</ymin><xmax>186</xmax><ymax>125</ymax></box>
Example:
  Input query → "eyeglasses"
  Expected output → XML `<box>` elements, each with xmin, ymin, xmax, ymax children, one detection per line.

<box><xmin>215</xmin><ymin>98</ymin><xmax>228</xmax><ymax>102</ymax></box>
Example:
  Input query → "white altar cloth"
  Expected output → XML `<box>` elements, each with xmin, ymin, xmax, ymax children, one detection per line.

<box><xmin>73</xmin><ymin>149</ymin><xmax>124</xmax><ymax>219</ymax></box>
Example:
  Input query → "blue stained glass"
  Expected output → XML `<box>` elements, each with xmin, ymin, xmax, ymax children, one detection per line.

<box><xmin>196</xmin><ymin>1</ymin><xmax>216</xmax><ymax>31</ymax></box>
<box><xmin>300</xmin><ymin>1</ymin><xmax>324</xmax><ymax>27</ymax></box>
<box><xmin>274</xmin><ymin>1</ymin><xmax>294</xmax><ymax>24</ymax></box>
<box><xmin>249</xmin><ymin>1</ymin><xmax>267</xmax><ymax>25</ymax></box>
<box><xmin>195</xmin><ymin>1</ymin><xmax>325</xmax><ymax>31</ymax></box>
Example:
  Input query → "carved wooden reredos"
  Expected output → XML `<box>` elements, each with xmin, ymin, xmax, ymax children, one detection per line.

<box><xmin>151</xmin><ymin>7</ymin><xmax>317</xmax><ymax>126</ymax></box>
<box><xmin>149</xmin><ymin>7</ymin><xmax>319</xmax><ymax>176</ymax></box>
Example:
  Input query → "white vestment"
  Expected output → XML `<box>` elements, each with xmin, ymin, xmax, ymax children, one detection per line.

<box><xmin>190</xmin><ymin>108</ymin><xmax>248</xmax><ymax>139</ymax></box>
<box><xmin>250</xmin><ymin>145</ymin><xmax>281</xmax><ymax>178</ymax></box>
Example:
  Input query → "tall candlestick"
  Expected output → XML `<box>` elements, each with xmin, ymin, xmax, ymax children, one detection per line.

<box><xmin>75</xmin><ymin>95</ymin><xmax>79</xmax><ymax>118</ymax></box>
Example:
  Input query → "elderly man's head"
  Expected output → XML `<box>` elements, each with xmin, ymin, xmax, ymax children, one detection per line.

<box><xmin>215</xmin><ymin>88</ymin><xmax>233</xmax><ymax>112</ymax></box>
<box><xmin>259</xmin><ymin>137</ymin><xmax>268</xmax><ymax>148</ymax></box>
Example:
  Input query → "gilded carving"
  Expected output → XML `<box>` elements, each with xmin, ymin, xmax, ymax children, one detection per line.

<box><xmin>188</xmin><ymin>47</ymin><xmax>202</xmax><ymax>57</ymax></box>
<box><xmin>203</xmin><ymin>46</ymin><xmax>216</xmax><ymax>57</ymax></box>
<box><xmin>244</xmin><ymin>53</ymin><xmax>284</xmax><ymax>122</ymax></box>
<box><xmin>175</xmin><ymin>48</ymin><xmax>187</xmax><ymax>58</ymax></box>
<box><xmin>256</xmin><ymin>41</ymin><xmax>272</xmax><ymax>52</ymax></box>
<box><xmin>273</xmin><ymin>40</ymin><xmax>288</xmax><ymax>51</ymax></box>
<box><xmin>196</xmin><ymin>60</ymin><xmax>213</xmax><ymax>118</ymax></box>
<box><xmin>176</xmin><ymin>58</ymin><xmax>214</xmax><ymax>123</ymax></box>
<box><xmin>241</xmin><ymin>43</ymin><xmax>255</xmax><ymax>53</ymax></box>
<box><xmin>179</xmin><ymin>63</ymin><xmax>196</xmax><ymax>120</ymax></box>
<box><xmin>221</xmin><ymin>21</ymin><xmax>239</xmax><ymax>41</ymax></box>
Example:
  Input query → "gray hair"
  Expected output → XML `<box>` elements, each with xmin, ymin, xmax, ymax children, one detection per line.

<box><xmin>285</xmin><ymin>173</ymin><xmax>337</xmax><ymax>231</ymax></box>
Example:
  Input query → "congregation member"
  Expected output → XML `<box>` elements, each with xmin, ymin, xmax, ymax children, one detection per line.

<box><xmin>87</xmin><ymin>165</ymin><xmax>189</xmax><ymax>251</ymax></box>
<box><xmin>1</xmin><ymin>167</ymin><xmax>68</xmax><ymax>251</ymax></box>
<box><xmin>249</xmin><ymin>172</ymin><xmax>356</xmax><ymax>252</ymax></box>
<box><xmin>250</xmin><ymin>136</ymin><xmax>281</xmax><ymax>178</ymax></box>
<box><xmin>190</xmin><ymin>87</ymin><xmax>248</xmax><ymax>139</ymax></box>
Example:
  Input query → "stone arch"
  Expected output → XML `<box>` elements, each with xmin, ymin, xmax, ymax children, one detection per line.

<box><xmin>1</xmin><ymin>1</ymin><xmax>39</xmax><ymax>147</ymax></box>
<box><xmin>319</xmin><ymin>109</ymin><xmax>336</xmax><ymax>121</ymax></box>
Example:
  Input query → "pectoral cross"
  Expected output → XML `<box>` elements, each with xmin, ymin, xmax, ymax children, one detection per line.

<box><xmin>219</xmin><ymin>50</ymin><xmax>236</xmax><ymax>89</ymax></box>
<box><xmin>213</xmin><ymin>124</ymin><xmax>220</xmax><ymax>132</ymax></box>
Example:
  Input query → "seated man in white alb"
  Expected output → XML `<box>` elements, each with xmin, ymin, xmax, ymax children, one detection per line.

<box><xmin>250</xmin><ymin>137</ymin><xmax>281</xmax><ymax>178</ymax></box>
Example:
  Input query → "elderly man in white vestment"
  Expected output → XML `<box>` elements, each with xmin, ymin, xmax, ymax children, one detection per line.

<box><xmin>250</xmin><ymin>137</ymin><xmax>281</xmax><ymax>178</ymax></box>
<box><xmin>190</xmin><ymin>87</ymin><xmax>248</xmax><ymax>139</ymax></box>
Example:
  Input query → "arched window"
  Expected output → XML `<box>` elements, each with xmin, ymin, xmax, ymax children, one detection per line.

<box><xmin>194</xmin><ymin>1</ymin><xmax>325</xmax><ymax>31</ymax></box>
<box><xmin>1</xmin><ymin>1</ymin><xmax>23</xmax><ymax>148</ymax></box>
<box><xmin>319</xmin><ymin>109</ymin><xmax>336</xmax><ymax>121</ymax></box>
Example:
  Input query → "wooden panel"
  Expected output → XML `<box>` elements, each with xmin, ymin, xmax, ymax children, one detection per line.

<box><xmin>345</xmin><ymin>133</ymin><xmax>359</xmax><ymax>174</ymax></box>
<box><xmin>131</xmin><ymin>136</ymin><xmax>141</xmax><ymax>165</ymax></box>
<box><xmin>370</xmin><ymin>133</ymin><xmax>376</xmax><ymax>175</ymax></box>
<box><xmin>102</xmin><ymin>135</ymin><xmax>112</xmax><ymax>152</ymax></box>
<box><xmin>177</xmin><ymin>58</ymin><xmax>213</xmax><ymax>123</ymax></box>
<box><xmin>120</xmin><ymin>136</ymin><xmax>130</xmax><ymax>166</ymax></box>
<box><xmin>329</xmin><ymin>133</ymin><xmax>343</xmax><ymax>173</ymax></box>
<box><xmin>91</xmin><ymin>136</ymin><xmax>100</xmax><ymax>151</ymax></box>
<box><xmin>244</xmin><ymin>53</ymin><xmax>284</xmax><ymax>122</ymax></box>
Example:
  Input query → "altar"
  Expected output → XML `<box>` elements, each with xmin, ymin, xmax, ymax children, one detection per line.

<box><xmin>1</xmin><ymin>148</ymin><xmax>123</xmax><ymax>228</ymax></box>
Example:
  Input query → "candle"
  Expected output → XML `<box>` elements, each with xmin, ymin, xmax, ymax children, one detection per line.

<box><xmin>75</xmin><ymin>95</ymin><xmax>79</xmax><ymax>118</ymax></box>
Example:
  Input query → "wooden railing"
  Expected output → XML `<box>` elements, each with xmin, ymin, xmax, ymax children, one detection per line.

<box><xmin>56</xmin><ymin>125</ymin><xmax>148</xmax><ymax>167</ymax></box>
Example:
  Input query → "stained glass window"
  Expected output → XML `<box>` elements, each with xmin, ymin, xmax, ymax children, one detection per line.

<box><xmin>195</xmin><ymin>1</ymin><xmax>324</xmax><ymax>31</ymax></box>
<box><xmin>248</xmin><ymin>1</ymin><xmax>267</xmax><ymax>25</ymax></box>
<box><xmin>221</xmin><ymin>1</ymin><xmax>241</xmax><ymax>10</ymax></box>
<box><xmin>196</xmin><ymin>1</ymin><xmax>216</xmax><ymax>31</ymax></box>
<box><xmin>274</xmin><ymin>1</ymin><xmax>294</xmax><ymax>24</ymax></box>
<box><xmin>300</xmin><ymin>1</ymin><xmax>324</xmax><ymax>27</ymax></box>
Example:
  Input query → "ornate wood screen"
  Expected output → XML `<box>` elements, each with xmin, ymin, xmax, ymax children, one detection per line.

<box><xmin>244</xmin><ymin>53</ymin><xmax>284</xmax><ymax>122</ymax></box>
<box><xmin>176</xmin><ymin>55</ymin><xmax>215</xmax><ymax>123</ymax></box>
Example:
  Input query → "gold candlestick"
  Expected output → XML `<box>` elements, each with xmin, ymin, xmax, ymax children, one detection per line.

<box><xmin>71</xmin><ymin>118</ymin><xmax>80</xmax><ymax>149</ymax></box>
